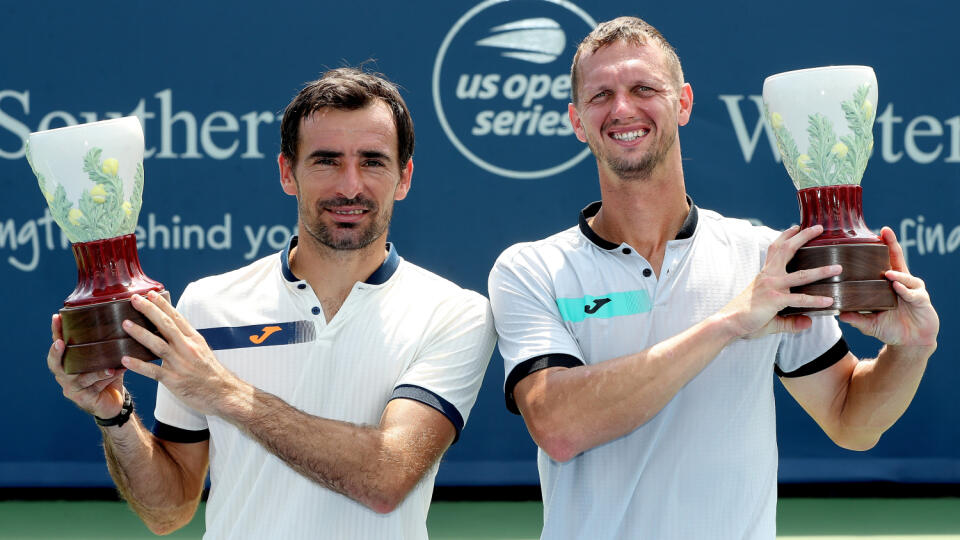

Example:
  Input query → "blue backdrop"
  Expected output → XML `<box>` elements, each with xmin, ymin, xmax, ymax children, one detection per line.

<box><xmin>1</xmin><ymin>0</ymin><xmax>957</xmax><ymax>488</ymax></box>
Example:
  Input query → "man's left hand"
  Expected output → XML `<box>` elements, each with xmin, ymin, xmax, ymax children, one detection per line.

<box><xmin>120</xmin><ymin>291</ymin><xmax>248</xmax><ymax>416</ymax></box>
<box><xmin>838</xmin><ymin>227</ymin><xmax>939</xmax><ymax>350</ymax></box>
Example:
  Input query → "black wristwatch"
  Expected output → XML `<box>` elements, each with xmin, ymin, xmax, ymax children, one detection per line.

<box><xmin>94</xmin><ymin>389</ymin><xmax>134</xmax><ymax>428</ymax></box>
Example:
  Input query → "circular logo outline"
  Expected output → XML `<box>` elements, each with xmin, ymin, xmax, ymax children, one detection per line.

<box><xmin>432</xmin><ymin>0</ymin><xmax>596</xmax><ymax>180</ymax></box>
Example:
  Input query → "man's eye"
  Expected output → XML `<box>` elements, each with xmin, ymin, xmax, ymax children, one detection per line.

<box><xmin>316</xmin><ymin>158</ymin><xmax>336</xmax><ymax>166</ymax></box>
<box><xmin>364</xmin><ymin>160</ymin><xmax>385</xmax><ymax>167</ymax></box>
<box><xmin>592</xmin><ymin>91</ymin><xmax>609</xmax><ymax>101</ymax></box>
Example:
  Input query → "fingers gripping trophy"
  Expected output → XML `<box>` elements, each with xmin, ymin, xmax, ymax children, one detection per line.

<box><xmin>763</xmin><ymin>66</ymin><xmax>897</xmax><ymax>315</ymax></box>
<box><xmin>27</xmin><ymin>117</ymin><xmax>169</xmax><ymax>374</ymax></box>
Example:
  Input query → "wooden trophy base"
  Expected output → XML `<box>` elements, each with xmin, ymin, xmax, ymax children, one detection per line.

<box><xmin>59</xmin><ymin>291</ymin><xmax>170</xmax><ymax>374</ymax></box>
<box><xmin>780</xmin><ymin>244</ymin><xmax>896</xmax><ymax>316</ymax></box>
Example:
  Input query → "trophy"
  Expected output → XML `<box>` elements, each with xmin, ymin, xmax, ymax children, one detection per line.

<box><xmin>27</xmin><ymin>116</ymin><xmax>169</xmax><ymax>374</ymax></box>
<box><xmin>763</xmin><ymin>66</ymin><xmax>896</xmax><ymax>315</ymax></box>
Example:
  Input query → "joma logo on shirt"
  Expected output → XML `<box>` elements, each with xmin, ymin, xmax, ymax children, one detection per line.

<box><xmin>584</xmin><ymin>298</ymin><xmax>611</xmax><ymax>314</ymax></box>
<box><xmin>249</xmin><ymin>326</ymin><xmax>282</xmax><ymax>344</ymax></box>
<box><xmin>197</xmin><ymin>321</ymin><xmax>315</xmax><ymax>351</ymax></box>
<box><xmin>556</xmin><ymin>290</ymin><xmax>651</xmax><ymax>323</ymax></box>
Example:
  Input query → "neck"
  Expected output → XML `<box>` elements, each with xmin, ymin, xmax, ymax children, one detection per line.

<box><xmin>591</xmin><ymin>157</ymin><xmax>689</xmax><ymax>273</ymax></box>
<box><xmin>288</xmin><ymin>229</ymin><xmax>388</xmax><ymax>313</ymax></box>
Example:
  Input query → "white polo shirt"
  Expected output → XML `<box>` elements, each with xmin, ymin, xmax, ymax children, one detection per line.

<box><xmin>489</xmin><ymin>201</ymin><xmax>846</xmax><ymax>540</ymax></box>
<box><xmin>154</xmin><ymin>238</ymin><xmax>496</xmax><ymax>540</ymax></box>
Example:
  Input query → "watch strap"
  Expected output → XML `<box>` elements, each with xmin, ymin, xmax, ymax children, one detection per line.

<box><xmin>94</xmin><ymin>389</ymin><xmax>134</xmax><ymax>428</ymax></box>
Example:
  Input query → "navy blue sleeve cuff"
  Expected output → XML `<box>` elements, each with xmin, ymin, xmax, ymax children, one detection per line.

<box><xmin>152</xmin><ymin>420</ymin><xmax>211</xmax><ymax>443</ymax></box>
<box><xmin>776</xmin><ymin>338</ymin><xmax>850</xmax><ymax>378</ymax></box>
<box><xmin>390</xmin><ymin>385</ymin><xmax>465</xmax><ymax>444</ymax></box>
<box><xmin>504</xmin><ymin>353</ymin><xmax>584</xmax><ymax>415</ymax></box>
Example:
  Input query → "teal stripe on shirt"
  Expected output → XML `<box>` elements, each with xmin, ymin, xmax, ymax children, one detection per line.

<box><xmin>556</xmin><ymin>290</ymin><xmax>652</xmax><ymax>323</ymax></box>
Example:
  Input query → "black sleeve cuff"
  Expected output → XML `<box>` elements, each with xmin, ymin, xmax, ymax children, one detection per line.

<box><xmin>776</xmin><ymin>338</ymin><xmax>850</xmax><ymax>378</ymax></box>
<box><xmin>152</xmin><ymin>421</ymin><xmax>211</xmax><ymax>443</ymax></box>
<box><xmin>390</xmin><ymin>385</ymin><xmax>465</xmax><ymax>444</ymax></box>
<box><xmin>505</xmin><ymin>353</ymin><xmax>584</xmax><ymax>415</ymax></box>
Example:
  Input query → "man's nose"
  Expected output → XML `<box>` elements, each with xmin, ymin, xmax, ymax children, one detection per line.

<box><xmin>610</xmin><ymin>92</ymin><xmax>637</xmax><ymax>119</ymax></box>
<box><xmin>335</xmin><ymin>164</ymin><xmax>363</xmax><ymax>200</ymax></box>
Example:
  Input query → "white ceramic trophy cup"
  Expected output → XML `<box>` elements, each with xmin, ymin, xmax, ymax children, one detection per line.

<box><xmin>763</xmin><ymin>66</ymin><xmax>895</xmax><ymax>314</ymax></box>
<box><xmin>27</xmin><ymin>116</ymin><xmax>169</xmax><ymax>373</ymax></box>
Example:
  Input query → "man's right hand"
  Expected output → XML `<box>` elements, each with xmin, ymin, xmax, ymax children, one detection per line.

<box><xmin>720</xmin><ymin>224</ymin><xmax>842</xmax><ymax>340</ymax></box>
<box><xmin>47</xmin><ymin>314</ymin><xmax>127</xmax><ymax>420</ymax></box>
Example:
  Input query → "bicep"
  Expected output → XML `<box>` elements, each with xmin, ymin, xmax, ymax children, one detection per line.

<box><xmin>512</xmin><ymin>366</ymin><xmax>573</xmax><ymax>447</ymax></box>
<box><xmin>379</xmin><ymin>398</ymin><xmax>456</xmax><ymax>468</ymax></box>
<box><xmin>157</xmin><ymin>439</ymin><xmax>210</xmax><ymax>499</ymax></box>
<box><xmin>513</xmin><ymin>366</ymin><xmax>568</xmax><ymax>418</ymax></box>
<box><xmin>779</xmin><ymin>351</ymin><xmax>859</xmax><ymax>436</ymax></box>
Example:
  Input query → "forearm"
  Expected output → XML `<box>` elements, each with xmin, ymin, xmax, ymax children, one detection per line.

<box><xmin>221</xmin><ymin>387</ymin><xmax>423</xmax><ymax>513</ymax></box>
<box><xmin>522</xmin><ymin>311</ymin><xmax>741</xmax><ymax>461</ymax></box>
<box><xmin>836</xmin><ymin>343</ymin><xmax>934</xmax><ymax>449</ymax></box>
<box><xmin>101</xmin><ymin>416</ymin><xmax>203</xmax><ymax>534</ymax></box>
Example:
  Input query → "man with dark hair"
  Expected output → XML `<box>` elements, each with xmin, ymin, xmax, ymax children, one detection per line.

<box><xmin>48</xmin><ymin>67</ymin><xmax>496</xmax><ymax>539</ymax></box>
<box><xmin>489</xmin><ymin>16</ymin><xmax>938</xmax><ymax>539</ymax></box>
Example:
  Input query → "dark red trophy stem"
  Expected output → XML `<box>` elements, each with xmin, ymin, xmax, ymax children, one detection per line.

<box><xmin>64</xmin><ymin>234</ymin><xmax>164</xmax><ymax>307</ymax></box>
<box><xmin>797</xmin><ymin>185</ymin><xmax>883</xmax><ymax>247</ymax></box>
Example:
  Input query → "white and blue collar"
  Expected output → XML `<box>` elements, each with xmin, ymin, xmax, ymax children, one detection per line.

<box><xmin>280</xmin><ymin>236</ymin><xmax>400</xmax><ymax>285</ymax></box>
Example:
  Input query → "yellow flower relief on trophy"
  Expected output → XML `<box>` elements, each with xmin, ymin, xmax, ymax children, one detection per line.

<box><xmin>770</xmin><ymin>112</ymin><xmax>784</xmax><ymax>129</ymax></box>
<box><xmin>122</xmin><ymin>201</ymin><xmax>133</xmax><ymax>216</ymax></box>
<box><xmin>68</xmin><ymin>208</ymin><xmax>84</xmax><ymax>225</ymax></box>
<box><xmin>831</xmin><ymin>142</ymin><xmax>849</xmax><ymax>158</ymax></box>
<box><xmin>797</xmin><ymin>154</ymin><xmax>812</xmax><ymax>172</ymax></box>
<box><xmin>862</xmin><ymin>99</ymin><xmax>873</xmax><ymax>117</ymax></box>
<box><xmin>90</xmin><ymin>184</ymin><xmax>107</xmax><ymax>203</ymax></box>
<box><xmin>102</xmin><ymin>158</ymin><xmax>119</xmax><ymax>176</ymax></box>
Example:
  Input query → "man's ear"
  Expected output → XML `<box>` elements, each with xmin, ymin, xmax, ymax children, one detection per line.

<box><xmin>569</xmin><ymin>103</ymin><xmax>588</xmax><ymax>143</ymax></box>
<box><xmin>395</xmin><ymin>159</ymin><xmax>413</xmax><ymax>201</ymax></box>
<box><xmin>678</xmin><ymin>83</ymin><xmax>693</xmax><ymax>127</ymax></box>
<box><xmin>278</xmin><ymin>153</ymin><xmax>298</xmax><ymax>196</ymax></box>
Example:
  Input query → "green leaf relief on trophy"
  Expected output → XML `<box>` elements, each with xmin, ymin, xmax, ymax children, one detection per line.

<box><xmin>806</xmin><ymin>113</ymin><xmax>842</xmax><ymax>186</ymax></box>
<box><xmin>768</xmin><ymin>84</ymin><xmax>875</xmax><ymax>190</ymax></box>
<box><xmin>25</xmin><ymin>141</ymin><xmax>53</xmax><ymax>204</ymax></box>
<box><xmin>132</xmin><ymin>164</ymin><xmax>144</xmax><ymax>216</ymax></box>
<box><xmin>765</xmin><ymin>104</ymin><xmax>809</xmax><ymax>189</ymax></box>
<box><xmin>37</xmin><ymin>147</ymin><xmax>143</xmax><ymax>242</ymax></box>
<box><xmin>120</xmin><ymin>163</ymin><xmax>144</xmax><ymax>233</ymax></box>
<box><xmin>50</xmin><ymin>185</ymin><xmax>83</xmax><ymax>242</ymax></box>
<box><xmin>837</xmin><ymin>83</ymin><xmax>874</xmax><ymax>185</ymax></box>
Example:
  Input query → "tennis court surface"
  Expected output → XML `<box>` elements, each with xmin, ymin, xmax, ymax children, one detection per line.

<box><xmin>0</xmin><ymin>498</ymin><xmax>957</xmax><ymax>539</ymax></box>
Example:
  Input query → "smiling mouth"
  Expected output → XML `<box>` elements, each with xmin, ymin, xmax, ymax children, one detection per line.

<box><xmin>610</xmin><ymin>129</ymin><xmax>650</xmax><ymax>142</ymax></box>
<box><xmin>317</xmin><ymin>196</ymin><xmax>377</xmax><ymax>224</ymax></box>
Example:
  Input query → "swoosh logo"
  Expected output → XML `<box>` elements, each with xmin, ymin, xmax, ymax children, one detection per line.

<box><xmin>584</xmin><ymin>298</ymin><xmax>611</xmax><ymax>314</ymax></box>
<box><xmin>249</xmin><ymin>326</ymin><xmax>282</xmax><ymax>344</ymax></box>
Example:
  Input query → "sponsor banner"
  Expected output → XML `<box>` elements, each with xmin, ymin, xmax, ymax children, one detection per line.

<box><xmin>1</xmin><ymin>0</ymin><xmax>957</xmax><ymax>488</ymax></box>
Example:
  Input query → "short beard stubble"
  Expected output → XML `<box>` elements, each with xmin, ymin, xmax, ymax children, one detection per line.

<box><xmin>299</xmin><ymin>192</ymin><xmax>392</xmax><ymax>252</ymax></box>
<box><xmin>588</xmin><ymin>122</ymin><xmax>677</xmax><ymax>182</ymax></box>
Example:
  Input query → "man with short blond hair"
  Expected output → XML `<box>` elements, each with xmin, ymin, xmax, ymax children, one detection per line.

<box><xmin>489</xmin><ymin>16</ymin><xmax>938</xmax><ymax>539</ymax></box>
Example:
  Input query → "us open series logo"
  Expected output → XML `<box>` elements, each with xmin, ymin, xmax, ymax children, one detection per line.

<box><xmin>433</xmin><ymin>0</ymin><xmax>596</xmax><ymax>179</ymax></box>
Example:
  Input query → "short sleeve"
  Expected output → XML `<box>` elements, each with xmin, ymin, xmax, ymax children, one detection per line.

<box><xmin>775</xmin><ymin>313</ymin><xmax>846</xmax><ymax>376</ymax></box>
<box><xmin>152</xmin><ymin>283</ymin><xmax>209</xmax><ymax>441</ymax></box>
<box><xmin>753</xmin><ymin>225</ymin><xmax>848</xmax><ymax>379</ymax></box>
<box><xmin>390</xmin><ymin>292</ymin><xmax>497</xmax><ymax>442</ymax></box>
<box><xmin>488</xmin><ymin>248</ymin><xmax>585</xmax><ymax>413</ymax></box>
